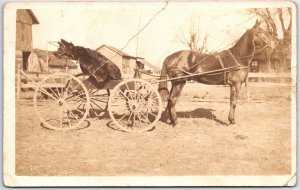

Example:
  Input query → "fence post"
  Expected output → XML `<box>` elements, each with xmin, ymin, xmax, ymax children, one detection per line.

<box><xmin>16</xmin><ymin>63</ymin><xmax>21</xmax><ymax>101</ymax></box>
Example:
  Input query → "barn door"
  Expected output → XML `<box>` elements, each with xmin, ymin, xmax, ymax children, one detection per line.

<box><xmin>22</xmin><ymin>51</ymin><xmax>31</xmax><ymax>71</ymax></box>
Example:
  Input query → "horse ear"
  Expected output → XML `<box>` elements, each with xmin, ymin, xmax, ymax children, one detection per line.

<box><xmin>61</xmin><ymin>39</ymin><xmax>69</xmax><ymax>45</ymax></box>
<box><xmin>254</xmin><ymin>19</ymin><xmax>260</xmax><ymax>28</ymax></box>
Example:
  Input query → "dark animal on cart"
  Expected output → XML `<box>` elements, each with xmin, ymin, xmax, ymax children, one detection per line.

<box><xmin>54</xmin><ymin>39</ymin><xmax>122</xmax><ymax>88</ymax></box>
<box><xmin>158</xmin><ymin>20</ymin><xmax>278</xmax><ymax>126</ymax></box>
<box><xmin>44</xmin><ymin>40</ymin><xmax>163</xmax><ymax>132</ymax></box>
<box><xmin>53</xmin><ymin>40</ymin><xmax>123</xmax><ymax>117</ymax></box>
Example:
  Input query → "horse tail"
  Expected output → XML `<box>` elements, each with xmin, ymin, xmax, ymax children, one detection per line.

<box><xmin>158</xmin><ymin>59</ymin><xmax>169</xmax><ymax>102</ymax></box>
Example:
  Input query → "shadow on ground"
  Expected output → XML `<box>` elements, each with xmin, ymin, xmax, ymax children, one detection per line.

<box><xmin>161</xmin><ymin>108</ymin><xmax>227</xmax><ymax>126</ymax></box>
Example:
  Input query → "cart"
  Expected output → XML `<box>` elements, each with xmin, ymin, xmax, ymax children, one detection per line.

<box><xmin>33</xmin><ymin>72</ymin><xmax>163</xmax><ymax>132</ymax></box>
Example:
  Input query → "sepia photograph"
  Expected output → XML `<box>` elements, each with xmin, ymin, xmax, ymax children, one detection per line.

<box><xmin>3</xmin><ymin>0</ymin><xmax>297</xmax><ymax>186</ymax></box>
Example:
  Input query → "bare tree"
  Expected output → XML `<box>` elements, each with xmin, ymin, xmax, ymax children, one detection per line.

<box><xmin>178</xmin><ymin>17</ymin><xmax>209</xmax><ymax>53</ymax></box>
<box><xmin>248</xmin><ymin>8</ymin><xmax>278</xmax><ymax>38</ymax></box>
<box><xmin>278</xmin><ymin>8</ymin><xmax>292</xmax><ymax>43</ymax></box>
<box><xmin>248</xmin><ymin>8</ymin><xmax>292</xmax><ymax>72</ymax></box>
<box><xmin>277</xmin><ymin>8</ymin><xmax>292</xmax><ymax>72</ymax></box>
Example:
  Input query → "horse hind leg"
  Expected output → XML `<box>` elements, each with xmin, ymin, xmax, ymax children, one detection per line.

<box><xmin>228</xmin><ymin>82</ymin><xmax>242</xmax><ymax>125</ymax></box>
<box><xmin>245</xmin><ymin>78</ymin><xmax>250</xmax><ymax>103</ymax></box>
<box><xmin>167</xmin><ymin>81</ymin><xmax>186</xmax><ymax>127</ymax></box>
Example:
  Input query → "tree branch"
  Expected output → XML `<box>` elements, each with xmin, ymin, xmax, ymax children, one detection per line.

<box><xmin>287</xmin><ymin>7</ymin><xmax>292</xmax><ymax>31</ymax></box>
<box><xmin>278</xmin><ymin>8</ymin><xmax>286</xmax><ymax>33</ymax></box>
<box><xmin>265</xmin><ymin>8</ymin><xmax>278</xmax><ymax>37</ymax></box>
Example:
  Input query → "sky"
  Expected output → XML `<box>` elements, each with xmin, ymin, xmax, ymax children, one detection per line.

<box><xmin>31</xmin><ymin>1</ymin><xmax>290</xmax><ymax>66</ymax></box>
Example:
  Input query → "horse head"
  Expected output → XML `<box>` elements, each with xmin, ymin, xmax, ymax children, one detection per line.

<box><xmin>252</xmin><ymin>20</ymin><xmax>278</xmax><ymax>50</ymax></box>
<box><xmin>54</xmin><ymin>39</ymin><xmax>76</xmax><ymax>59</ymax></box>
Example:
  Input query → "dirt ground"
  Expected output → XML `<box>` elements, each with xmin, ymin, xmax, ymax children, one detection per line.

<box><xmin>15</xmin><ymin>83</ymin><xmax>292</xmax><ymax>176</ymax></box>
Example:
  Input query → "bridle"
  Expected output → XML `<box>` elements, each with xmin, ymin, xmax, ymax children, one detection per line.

<box><xmin>57</xmin><ymin>44</ymin><xmax>77</xmax><ymax>60</ymax></box>
<box><xmin>50</xmin><ymin>41</ymin><xmax>76</xmax><ymax>60</ymax></box>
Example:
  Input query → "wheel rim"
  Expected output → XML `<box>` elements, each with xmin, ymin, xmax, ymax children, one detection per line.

<box><xmin>108</xmin><ymin>79</ymin><xmax>162</xmax><ymax>132</ymax></box>
<box><xmin>34</xmin><ymin>73</ymin><xmax>90</xmax><ymax>130</ymax></box>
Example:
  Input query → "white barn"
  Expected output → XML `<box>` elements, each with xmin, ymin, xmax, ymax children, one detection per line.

<box><xmin>96</xmin><ymin>45</ymin><xmax>159</xmax><ymax>79</ymax></box>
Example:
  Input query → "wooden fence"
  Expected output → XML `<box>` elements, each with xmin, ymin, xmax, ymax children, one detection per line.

<box><xmin>248</xmin><ymin>72</ymin><xmax>291</xmax><ymax>83</ymax></box>
<box><xmin>16</xmin><ymin>64</ymin><xmax>86</xmax><ymax>101</ymax></box>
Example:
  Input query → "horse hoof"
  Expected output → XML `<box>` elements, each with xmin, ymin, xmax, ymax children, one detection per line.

<box><xmin>167</xmin><ymin>121</ymin><xmax>179</xmax><ymax>128</ymax></box>
<box><xmin>172</xmin><ymin>123</ymin><xmax>180</xmax><ymax>128</ymax></box>
<box><xmin>229</xmin><ymin>120</ymin><xmax>235</xmax><ymax>125</ymax></box>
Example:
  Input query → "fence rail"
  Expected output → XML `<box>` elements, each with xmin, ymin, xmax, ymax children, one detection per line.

<box><xmin>16</xmin><ymin>65</ymin><xmax>85</xmax><ymax>101</ymax></box>
<box><xmin>248</xmin><ymin>72</ymin><xmax>291</xmax><ymax>83</ymax></box>
<box><xmin>248</xmin><ymin>72</ymin><xmax>291</xmax><ymax>78</ymax></box>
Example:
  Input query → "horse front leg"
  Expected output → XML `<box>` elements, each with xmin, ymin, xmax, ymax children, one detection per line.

<box><xmin>167</xmin><ymin>81</ymin><xmax>186</xmax><ymax>127</ymax></box>
<box><xmin>228</xmin><ymin>82</ymin><xmax>242</xmax><ymax>125</ymax></box>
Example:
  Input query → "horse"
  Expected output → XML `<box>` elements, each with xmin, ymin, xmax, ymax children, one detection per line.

<box><xmin>158</xmin><ymin>20</ymin><xmax>278</xmax><ymax>126</ymax></box>
<box><xmin>54</xmin><ymin>39</ymin><xmax>122</xmax><ymax>89</ymax></box>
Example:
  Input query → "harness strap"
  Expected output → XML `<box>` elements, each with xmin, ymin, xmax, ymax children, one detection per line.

<box><xmin>213</xmin><ymin>53</ymin><xmax>225</xmax><ymax>69</ymax></box>
<box><xmin>227</xmin><ymin>49</ymin><xmax>241</xmax><ymax>66</ymax></box>
<box><xmin>213</xmin><ymin>53</ymin><xmax>228</xmax><ymax>85</ymax></box>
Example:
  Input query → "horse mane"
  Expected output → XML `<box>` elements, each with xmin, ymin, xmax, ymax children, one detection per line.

<box><xmin>229</xmin><ymin>28</ymin><xmax>255</xmax><ymax>58</ymax></box>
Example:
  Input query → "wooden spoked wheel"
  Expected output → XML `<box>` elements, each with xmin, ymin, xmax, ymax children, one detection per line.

<box><xmin>86</xmin><ymin>89</ymin><xmax>109</xmax><ymax>117</ymax></box>
<box><xmin>108</xmin><ymin>79</ymin><xmax>162</xmax><ymax>132</ymax></box>
<box><xmin>33</xmin><ymin>73</ymin><xmax>90</xmax><ymax>130</ymax></box>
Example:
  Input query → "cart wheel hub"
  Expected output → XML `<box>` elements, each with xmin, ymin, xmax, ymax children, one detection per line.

<box><xmin>128</xmin><ymin>100</ymin><xmax>139</xmax><ymax>111</ymax></box>
<box><xmin>58</xmin><ymin>98</ymin><xmax>64</xmax><ymax>106</ymax></box>
<box><xmin>131</xmin><ymin>102</ymin><xmax>138</xmax><ymax>110</ymax></box>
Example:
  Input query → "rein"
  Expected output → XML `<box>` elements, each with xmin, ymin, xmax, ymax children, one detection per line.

<box><xmin>225</xmin><ymin>44</ymin><xmax>270</xmax><ymax>59</ymax></box>
<box><xmin>167</xmin><ymin>44</ymin><xmax>268</xmax><ymax>77</ymax></box>
<box><xmin>48</xmin><ymin>41</ymin><xmax>59</xmax><ymax>47</ymax></box>
<box><xmin>189</xmin><ymin>44</ymin><xmax>270</xmax><ymax>70</ymax></box>
<box><xmin>153</xmin><ymin>65</ymin><xmax>248</xmax><ymax>83</ymax></box>
<box><xmin>136</xmin><ymin>43</ymin><xmax>269</xmax><ymax>79</ymax></box>
<box><xmin>135</xmin><ymin>65</ymin><xmax>249</xmax><ymax>79</ymax></box>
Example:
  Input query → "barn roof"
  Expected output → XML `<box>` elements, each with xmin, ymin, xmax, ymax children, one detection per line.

<box><xmin>96</xmin><ymin>44</ymin><xmax>142</xmax><ymax>59</ymax></box>
<box><xmin>17</xmin><ymin>9</ymin><xmax>39</xmax><ymax>24</ymax></box>
<box><xmin>137</xmin><ymin>59</ymin><xmax>160</xmax><ymax>72</ymax></box>
<box><xmin>33</xmin><ymin>49</ymin><xmax>77</xmax><ymax>68</ymax></box>
<box><xmin>27</xmin><ymin>9</ymin><xmax>39</xmax><ymax>24</ymax></box>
